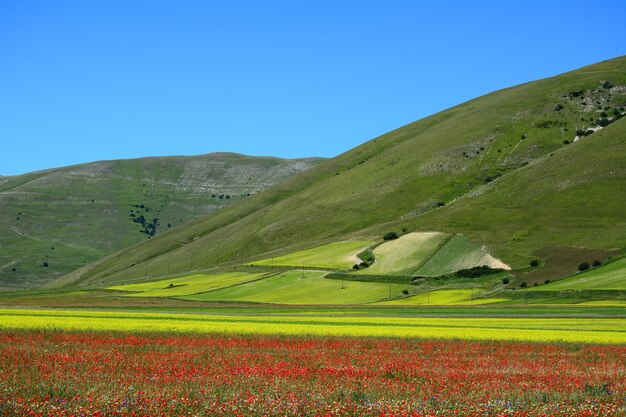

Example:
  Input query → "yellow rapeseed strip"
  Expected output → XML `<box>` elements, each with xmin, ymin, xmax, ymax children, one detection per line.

<box><xmin>0</xmin><ymin>308</ymin><xmax>624</xmax><ymax>344</ymax></box>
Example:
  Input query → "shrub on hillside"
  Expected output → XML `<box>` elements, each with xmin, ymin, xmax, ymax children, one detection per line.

<box><xmin>602</xmin><ymin>80</ymin><xmax>613</xmax><ymax>89</ymax></box>
<box><xmin>553</xmin><ymin>103</ymin><xmax>563</xmax><ymax>111</ymax></box>
<box><xmin>502</xmin><ymin>277</ymin><xmax>510</xmax><ymax>285</ymax></box>
<box><xmin>530</xmin><ymin>259</ymin><xmax>539</xmax><ymax>267</ymax></box>
<box><xmin>598</xmin><ymin>118</ymin><xmax>611</xmax><ymax>127</ymax></box>
<box><xmin>519</xmin><ymin>281</ymin><xmax>528</xmax><ymax>288</ymax></box>
<box><xmin>358</xmin><ymin>250</ymin><xmax>375</xmax><ymax>264</ymax></box>
<box><xmin>383</xmin><ymin>232</ymin><xmax>399</xmax><ymax>241</ymax></box>
<box><xmin>578</xmin><ymin>262</ymin><xmax>590</xmax><ymax>271</ymax></box>
<box><xmin>592</xmin><ymin>260</ymin><xmax>601</xmax><ymax>267</ymax></box>
<box><xmin>454</xmin><ymin>265</ymin><xmax>503</xmax><ymax>278</ymax></box>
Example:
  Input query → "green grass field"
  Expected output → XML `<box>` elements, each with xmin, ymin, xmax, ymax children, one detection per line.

<box><xmin>414</xmin><ymin>234</ymin><xmax>509</xmax><ymax>276</ymax></box>
<box><xmin>107</xmin><ymin>272</ymin><xmax>266</xmax><ymax>297</ymax></box>
<box><xmin>249</xmin><ymin>240</ymin><xmax>373</xmax><ymax>269</ymax></box>
<box><xmin>530</xmin><ymin>257</ymin><xmax>626</xmax><ymax>291</ymax></box>
<box><xmin>357</xmin><ymin>232</ymin><xmax>448</xmax><ymax>275</ymax></box>
<box><xmin>0</xmin><ymin>308</ymin><xmax>624</xmax><ymax>344</ymax></box>
<box><xmin>181</xmin><ymin>270</ymin><xmax>411</xmax><ymax>304</ymax></box>
<box><xmin>376</xmin><ymin>289</ymin><xmax>508</xmax><ymax>305</ymax></box>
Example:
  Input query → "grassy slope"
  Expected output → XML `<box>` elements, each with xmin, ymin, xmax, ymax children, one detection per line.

<box><xmin>250</xmin><ymin>241</ymin><xmax>373</xmax><ymax>269</ymax></box>
<box><xmin>414</xmin><ymin>234</ymin><xmax>508</xmax><ymax>276</ymax></box>
<box><xmin>357</xmin><ymin>232</ymin><xmax>448</xmax><ymax>275</ymax></box>
<box><xmin>530</xmin><ymin>257</ymin><xmax>626</xmax><ymax>291</ymax></box>
<box><xmin>182</xmin><ymin>270</ymin><xmax>411</xmax><ymax>304</ymax></box>
<box><xmin>55</xmin><ymin>56</ymin><xmax>626</xmax><ymax>288</ymax></box>
<box><xmin>0</xmin><ymin>153</ymin><xmax>322</xmax><ymax>290</ymax></box>
<box><xmin>108</xmin><ymin>272</ymin><xmax>266</xmax><ymax>297</ymax></box>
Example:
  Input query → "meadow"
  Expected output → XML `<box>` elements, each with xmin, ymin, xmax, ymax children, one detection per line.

<box><xmin>0</xmin><ymin>331</ymin><xmax>624</xmax><ymax>416</ymax></box>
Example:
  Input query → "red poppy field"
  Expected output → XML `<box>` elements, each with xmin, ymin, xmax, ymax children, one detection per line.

<box><xmin>0</xmin><ymin>331</ymin><xmax>624</xmax><ymax>416</ymax></box>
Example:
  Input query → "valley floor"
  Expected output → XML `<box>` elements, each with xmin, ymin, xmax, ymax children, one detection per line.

<box><xmin>0</xmin><ymin>330</ymin><xmax>624</xmax><ymax>416</ymax></box>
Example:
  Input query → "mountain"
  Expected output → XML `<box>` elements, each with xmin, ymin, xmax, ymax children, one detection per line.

<box><xmin>55</xmin><ymin>56</ymin><xmax>626</xmax><ymax>289</ymax></box>
<box><xmin>0</xmin><ymin>153</ymin><xmax>324</xmax><ymax>290</ymax></box>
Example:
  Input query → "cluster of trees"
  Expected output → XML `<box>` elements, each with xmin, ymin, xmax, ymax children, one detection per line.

<box><xmin>454</xmin><ymin>265</ymin><xmax>503</xmax><ymax>278</ymax></box>
<box><xmin>578</xmin><ymin>260</ymin><xmax>602</xmax><ymax>271</ymax></box>
<box><xmin>353</xmin><ymin>250</ymin><xmax>375</xmax><ymax>270</ymax></box>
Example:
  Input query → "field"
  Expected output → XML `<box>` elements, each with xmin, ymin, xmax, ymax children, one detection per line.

<box><xmin>531</xmin><ymin>257</ymin><xmax>626</xmax><ymax>291</ymax></box>
<box><xmin>0</xmin><ymin>331</ymin><xmax>624</xmax><ymax>416</ymax></box>
<box><xmin>414</xmin><ymin>234</ymin><xmax>509</xmax><ymax>276</ymax></box>
<box><xmin>180</xmin><ymin>270</ymin><xmax>412</xmax><ymax>305</ymax></box>
<box><xmin>250</xmin><ymin>241</ymin><xmax>373</xmax><ymax>269</ymax></box>
<box><xmin>1</xmin><ymin>308</ymin><xmax>625</xmax><ymax>344</ymax></box>
<box><xmin>107</xmin><ymin>272</ymin><xmax>267</xmax><ymax>297</ymax></box>
<box><xmin>357</xmin><ymin>232</ymin><xmax>448</xmax><ymax>275</ymax></box>
<box><xmin>376</xmin><ymin>289</ymin><xmax>508</xmax><ymax>305</ymax></box>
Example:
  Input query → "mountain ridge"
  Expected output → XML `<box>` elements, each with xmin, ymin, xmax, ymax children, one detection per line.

<box><xmin>0</xmin><ymin>152</ymin><xmax>324</xmax><ymax>290</ymax></box>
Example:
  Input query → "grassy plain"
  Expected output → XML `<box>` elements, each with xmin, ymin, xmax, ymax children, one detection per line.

<box><xmin>181</xmin><ymin>270</ymin><xmax>411</xmax><ymax>304</ymax></box>
<box><xmin>250</xmin><ymin>240</ymin><xmax>373</xmax><ymax>269</ymax></box>
<box><xmin>107</xmin><ymin>271</ymin><xmax>266</xmax><ymax>297</ymax></box>
<box><xmin>0</xmin><ymin>308</ymin><xmax>624</xmax><ymax>344</ymax></box>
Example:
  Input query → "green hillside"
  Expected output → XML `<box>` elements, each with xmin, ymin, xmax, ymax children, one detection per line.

<box><xmin>529</xmin><ymin>257</ymin><xmax>626</xmax><ymax>291</ymax></box>
<box><xmin>54</xmin><ymin>56</ymin><xmax>626</xmax><ymax>290</ymax></box>
<box><xmin>0</xmin><ymin>153</ymin><xmax>323</xmax><ymax>290</ymax></box>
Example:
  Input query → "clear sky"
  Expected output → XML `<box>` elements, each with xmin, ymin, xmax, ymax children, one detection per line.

<box><xmin>1</xmin><ymin>0</ymin><xmax>625</xmax><ymax>176</ymax></box>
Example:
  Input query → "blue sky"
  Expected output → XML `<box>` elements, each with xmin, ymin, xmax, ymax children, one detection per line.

<box><xmin>1</xmin><ymin>1</ymin><xmax>625</xmax><ymax>175</ymax></box>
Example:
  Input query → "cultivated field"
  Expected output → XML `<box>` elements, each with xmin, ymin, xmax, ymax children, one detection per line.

<box><xmin>108</xmin><ymin>271</ymin><xmax>267</xmax><ymax>297</ymax></box>
<box><xmin>1</xmin><ymin>308</ymin><xmax>624</xmax><ymax>344</ymax></box>
<box><xmin>180</xmin><ymin>270</ymin><xmax>410</xmax><ymax>304</ymax></box>
<box><xmin>358</xmin><ymin>232</ymin><xmax>448</xmax><ymax>275</ymax></box>
<box><xmin>414</xmin><ymin>234</ymin><xmax>509</xmax><ymax>276</ymax></box>
<box><xmin>376</xmin><ymin>289</ymin><xmax>508</xmax><ymax>305</ymax></box>
<box><xmin>250</xmin><ymin>241</ymin><xmax>373</xmax><ymax>269</ymax></box>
